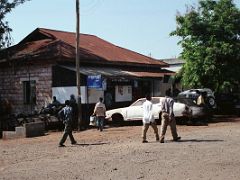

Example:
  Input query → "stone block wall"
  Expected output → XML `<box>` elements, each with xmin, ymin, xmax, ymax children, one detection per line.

<box><xmin>24</xmin><ymin>121</ymin><xmax>45</xmax><ymax>137</ymax></box>
<box><xmin>0</xmin><ymin>63</ymin><xmax>53</xmax><ymax>114</ymax></box>
<box><xmin>2</xmin><ymin>122</ymin><xmax>45</xmax><ymax>139</ymax></box>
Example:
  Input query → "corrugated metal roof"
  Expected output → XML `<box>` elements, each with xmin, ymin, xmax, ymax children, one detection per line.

<box><xmin>161</xmin><ymin>58</ymin><xmax>184</xmax><ymax>72</ymax></box>
<box><xmin>165</xmin><ymin>66</ymin><xmax>182</xmax><ymax>73</ymax></box>
<box><xmin>59</xmin><ymin>65</ymin><xmax>170</xmax><ymax>78</ymax></box>
<box><xmin>8</xmin><ymin>39</ymin><xmax>59</xmax><ymax>59</ymax></box>
<box><xmin>14</xmin><ymin>28</ymin><xmax>168</xmax><ymax>66</ymax></box>
<box><xmin>162</xmin><ymin>58</ymin><xmax>184</xmax><ymax>65</ymax></box>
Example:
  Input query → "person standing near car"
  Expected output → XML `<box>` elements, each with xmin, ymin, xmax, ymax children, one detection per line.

<box><xmin>197</xmin><ymin>91</ymin><xmax>205</xmax><ymax>106</ymax></box>
<box><xmin>142</xmin><ymin>94</ymin><xmax>159</xmax><ymax>143</ymax></box>
<box><xmin>58</xmin><ymin>100</ymin><xmax>77</xmax><ymax>147</ymax></box>
<box><xmin>93</xmin><ymin>97</ymin><xmax>106</xmax><ymax>131</ymax></box>
<box><xmin>69</xmin><ymin>94</ymin><xmax>78</xmax><ymax>129</ymax></box>
<box><xmin>159</xmin><ymin>90</ymin><xmax>181</xmax><ymax>143</ymax></box>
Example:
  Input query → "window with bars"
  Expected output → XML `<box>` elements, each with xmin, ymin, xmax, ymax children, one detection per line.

<box><xmin>23</xmin><ymin>80</ymin><xmax>36</xmax><ymax>105</ymax></box>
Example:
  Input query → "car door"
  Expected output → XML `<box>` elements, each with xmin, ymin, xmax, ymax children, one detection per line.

<box><xmin>126</xmin><ymin>99</ymin><xmax>145</xmax><ymax>120</ymax></box>
<box><xmin>152</xmin><ymin>97</ymin><xmax>161</xmax><ymax>119</ymax></box>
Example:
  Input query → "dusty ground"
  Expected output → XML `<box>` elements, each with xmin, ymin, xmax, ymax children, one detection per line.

<box><xmin>1</xmin><ymin>116</ymin><xmax>240</xmax><ymax>180</ymax></box>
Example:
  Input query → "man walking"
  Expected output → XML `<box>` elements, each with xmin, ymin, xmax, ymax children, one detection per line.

<box><xmin>93</xmin><ymin>97</ymin><xmax>106</xmax><ymax>131</ymax></box>
<box><xmin>142</xmin><ymin>94</ymin><xmax>159</xmax><ymax>143</ymax></box>
<box><xmin>58</xmin><ymin>100</ymin><xmax>77</xmax><ymax>147</ymax></box>
<box><xmin>159</xmin><ymin>90</ymin><xmax>181</xmax><ymax>143</ymax></box>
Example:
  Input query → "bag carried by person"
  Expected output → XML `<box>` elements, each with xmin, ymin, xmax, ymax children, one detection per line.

<box><xmin>89</xmin><ymin>115</ymin><xmax>96</xmax><ymax>126</ymax></box>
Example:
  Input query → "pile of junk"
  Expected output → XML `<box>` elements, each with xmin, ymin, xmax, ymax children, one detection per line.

<box><xmin>0</xmin><ymin>100</ymin><xmax>64</xmax><ymax>138</ymax></box>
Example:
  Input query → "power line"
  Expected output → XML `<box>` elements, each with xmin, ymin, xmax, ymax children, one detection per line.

<box><xmin>81</xmin><ymin>0</ymin><xmax>104</xmax><ymax>16</ymax></box>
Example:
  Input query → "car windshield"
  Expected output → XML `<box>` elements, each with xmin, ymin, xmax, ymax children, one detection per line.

<box><xmin>130</xmin><ymin>99</ymin><xmax>146</xmax><ymax>106</ymax></box>
<box><xmin>178</xmin><ymin>92</ymin><xmax>199</xmax><ymax>99</ymax></box>
<box><xmin>177</xmin><ymin>98</ymin><xmax>199</xmax><ymax>106</ymax></box>
<box><xmin>130</xmin><ymin>97</ymin><xmax>160</xmax><ymax>107</ymax></box>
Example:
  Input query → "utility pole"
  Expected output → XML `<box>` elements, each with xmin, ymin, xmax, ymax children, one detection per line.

<box><xmin>76</xmin><ymin>0</ymin><xmax>82</xmax><ymax>131</ymax></box>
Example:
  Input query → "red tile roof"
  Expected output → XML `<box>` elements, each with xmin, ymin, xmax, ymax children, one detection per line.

<box><xmin>17</xmin><ymin>28</ymin><xmax>168</xmax><ymax>66</ymax></box>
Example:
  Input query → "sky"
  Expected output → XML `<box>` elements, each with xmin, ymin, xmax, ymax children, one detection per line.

<box><xmin>7</xmin><ymin>0</ymin><xmax>240</xmax><ymax>60</ymax></box>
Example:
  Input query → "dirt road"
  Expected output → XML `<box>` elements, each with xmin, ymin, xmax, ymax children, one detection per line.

<box><xmin>1</xmin><ymin>116</ymin><xmax>240</xmax><ymax>180</ymax></box>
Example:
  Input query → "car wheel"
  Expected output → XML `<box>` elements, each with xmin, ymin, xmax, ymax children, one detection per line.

<box><xmin>207</xmin><ymin>96</ymin><xmax>215</xmax><ymax>107</ymax></box>
<box><xmin>112</xmin><ymin>114</ymin><xmax>124</xmax><ymax>126</ymax></box>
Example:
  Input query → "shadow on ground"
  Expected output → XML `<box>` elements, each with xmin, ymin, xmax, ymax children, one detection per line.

<box><xmin>179</xmin><ymin>115</ymin><xmax>240</xmax><ymax>126</ymax></box>
<box><xmin>209</xmin><ymin>115</ymin><xmax>240</xmax><ymax>123</ymax></box>
<box><xmin>179</xmin><ymin>139</ymin><xmax>224</xmax><ymax>143</ymax></box>
<box><xmin>74</xmin><ymin>142</ymin><xmax>110</xmax><ymax>146</ymax></box>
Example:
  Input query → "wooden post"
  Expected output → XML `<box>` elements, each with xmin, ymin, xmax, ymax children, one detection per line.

<box><xmin>76</xmin><ymin>0</ymin><xmax>82</xmax><ymax>130</ymax></box>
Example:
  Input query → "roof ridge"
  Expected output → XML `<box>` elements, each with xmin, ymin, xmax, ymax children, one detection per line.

<box><xmin>38</xmin><ymin>27</ymin><xmax>96</xmax><ymax>37</ymax></box>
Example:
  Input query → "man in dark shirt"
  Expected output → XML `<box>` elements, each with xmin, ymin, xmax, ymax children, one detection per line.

<box><xmin>58</xmin><ymin>100</ymin><xmax>77</xmax><ymax>147</ymax></box>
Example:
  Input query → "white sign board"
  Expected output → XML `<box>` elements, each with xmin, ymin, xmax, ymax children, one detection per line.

<box><xmin>115</xmin><ymin>85</ymin><xmax>132</xmax><ymax>102</ymax></box>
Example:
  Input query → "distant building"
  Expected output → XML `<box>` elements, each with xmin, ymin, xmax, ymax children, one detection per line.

<box><xmin>161</xmin><ymin>58</ymin><xmax>185</xmax><ymax>96</ymax></box>
<box><xmin>162</xmin><ymin>58</ymin><xmax>184</xmax><ymax>73</ymax></box>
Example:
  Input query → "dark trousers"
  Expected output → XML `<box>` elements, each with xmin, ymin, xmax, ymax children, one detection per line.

<box><xmin>96</xmin><ymin>116</ymin><xmax>104</xmax><ymax>131</ymax></box>
<box><xmin>59</xmin><ymin>124</ymin><xmax>76</xmax><ymax>145</ymax></box>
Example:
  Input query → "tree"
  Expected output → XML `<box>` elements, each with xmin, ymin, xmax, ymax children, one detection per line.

<box><xmin>171</xmin><ymin>0</ymin><xmax>240</xmax><ymax>93</ymax></box>
<box><xmin>0</xmin><ymin>0</ymin><xmax>30</xmax><ymax>49</ymax></box>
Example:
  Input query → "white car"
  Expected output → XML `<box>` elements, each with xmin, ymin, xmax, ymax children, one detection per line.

<box><xmin>106</xmin><ymin>97</ymin><xmax>192</xmax><ymax>124</ymax></box>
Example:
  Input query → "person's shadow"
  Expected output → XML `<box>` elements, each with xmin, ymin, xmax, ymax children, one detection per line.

<box><xmin>74</xmin><ymin>142</ymin><xmax>110</xmax><ymax>146</ymax></box>
<box><xmin>176</xmin><ymin>139</ymin><xmax>224</xmax><ymax>143</ymax></box>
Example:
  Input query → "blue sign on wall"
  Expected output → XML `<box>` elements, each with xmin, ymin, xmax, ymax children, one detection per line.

<box><xmin>87</xmin><ymin>75</ymin><xmax>102</xmax><ymax>89</ymax></box>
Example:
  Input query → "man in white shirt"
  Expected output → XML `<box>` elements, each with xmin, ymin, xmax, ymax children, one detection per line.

<box><xmin>142</xmin><ymin>94</ymin><xmax>159</xmax><ymax>143</ymax></box>
<box><xmin>159</xmin><ymin>91</ymin><xmax>181</xmax><ymax>143</ymax></box>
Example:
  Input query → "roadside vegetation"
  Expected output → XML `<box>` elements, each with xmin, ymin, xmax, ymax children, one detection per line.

<box><xmin>0</xmin><ymin>0</ymin><xmax>30</xmax><ymax>49</ymax></box>
<box><xmin>171</xmin><ymin>0</ymin><xmax>240</xmax><ymax>94</ymax></box>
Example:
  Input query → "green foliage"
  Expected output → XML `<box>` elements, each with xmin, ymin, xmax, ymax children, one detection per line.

<box><xmin>171</xmin><ymin>0</ymin><xmax>240</xmax><ymax>93</ymax></box>
<box><xmin>0</xmin><ymin>0</ymin><xmax>30</xmax><ymax>49</ymax></box>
